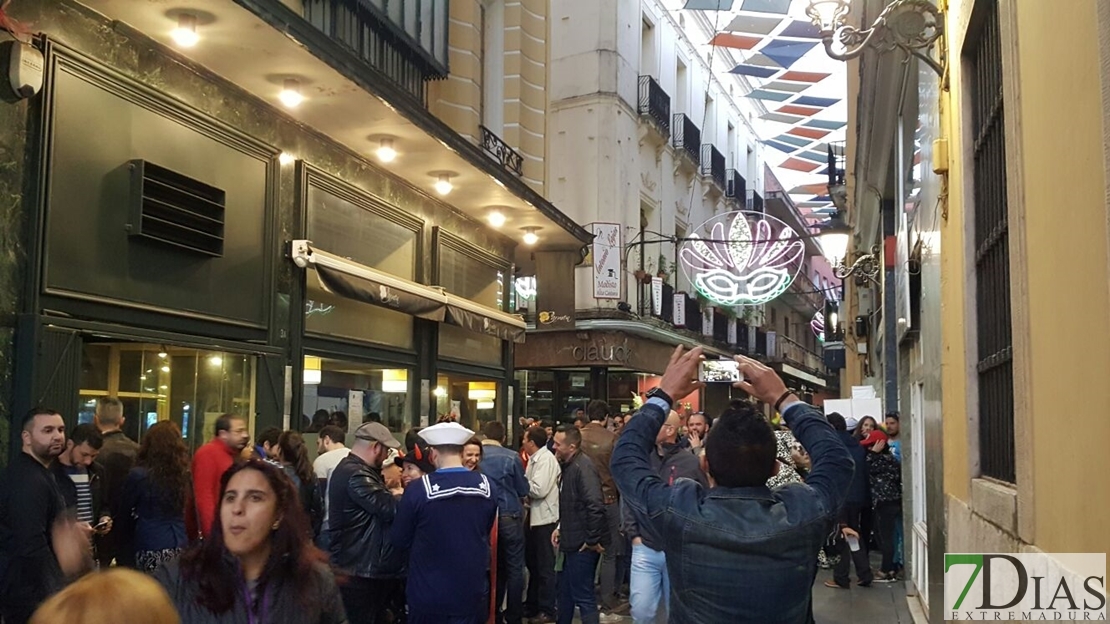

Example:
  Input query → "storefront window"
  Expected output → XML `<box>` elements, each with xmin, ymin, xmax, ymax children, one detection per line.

<box><xmin>516</xmin><ymin>370</ymin><xmax>555</xmax><ymax>422</ymax></box>
<box><xmin>79</xmin><ymin>343</ymin><xmax>255</xmax><ymax>452</ymax></box>
<box><xmin>437</xmin><ymin>244</ymin><xmax>505</xmax><ymax>310</ymax></box>
<box><xmin>301</xmin><ymin>356</ymin><xmax>410</xmax><ymax>436</ymax></box>
<box><xmin>434</xmin><ymin>374</ymin><xmax>500</xmax><ymax>431</ymax></box>
<box><xmin>438</xmin><ymin>324</ymin><xmax>502</xmax><ymax>365</ymax></box>
<box><xmin>305</xmin><ymin>180</ymin><xmax>420</xmax><ymax>349</ymax></box>
<box><xmin>305</xmin><ymin>278</ymin><xmax>415</xmax><ymax>350</ymax></box>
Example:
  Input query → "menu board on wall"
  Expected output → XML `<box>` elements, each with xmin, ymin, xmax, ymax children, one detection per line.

<box><xmin>592</xmin><ymin>223</ymin><xmax>621</xmax><ymax>300</ymax></box>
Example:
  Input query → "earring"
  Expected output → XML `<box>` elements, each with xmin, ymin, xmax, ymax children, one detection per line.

<box><xmin>271</xmin><ymin>521</ymin><xmax>280</xmax><ymax>530</ymax></box>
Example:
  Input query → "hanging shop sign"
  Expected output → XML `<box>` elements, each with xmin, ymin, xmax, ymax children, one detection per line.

<box><xmin>592</xmin><ymin>222</ymin><xmax>621</xmax><ymax>300</ymax></box>
<box><xmin>727</xmin><ymin>317</ymin><xmax>738</xmax><ymax>345</ymax></box>
<box><xmin>673</xmin><ymin>292</ymin><xmax>687</xmax><ymax>328</ymax></box>
<box><xmin>678</xmin><ymin>210</ymin><xmax>804</xmax><ymax>307</ymax></box>
<box><xmin>651</xmin><ymin>276</ymin><xmax>663</xmax><ymax>316</ymax></box>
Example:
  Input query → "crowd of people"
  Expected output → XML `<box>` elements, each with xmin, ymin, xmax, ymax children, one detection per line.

<box><xmin>0</xmin><ymin>348</ymin><xmax>904</xmax><ymax>624</ymax></box>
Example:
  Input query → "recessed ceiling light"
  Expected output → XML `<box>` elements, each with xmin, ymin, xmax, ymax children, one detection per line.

<box><xmin>376</xmin><ymin>138</ymin><xmax>397</xmax><ymax>163</ymax></box>
<box><xmin>523</xmin><ymin>227</ymin><xmax>540</xmax><ymax>246</ymax></box>
<box><xmin>434</xmin><ymin>174</ymin><xmax>453</xmax><ymax>196</ymax></box>
<box><xmin>278</xmin><ymin>79</ymin><xmax>304</xmax><ymax>108</ymax></box>
<box><xmin>487</xmin><ymin>210</ymin><xmax>506</xmax><ymax>227</ymax></box>
<box><xmin>170</xmin><ymin>13</ymin><xmax>199</xmax><ymax>48</ymax></box>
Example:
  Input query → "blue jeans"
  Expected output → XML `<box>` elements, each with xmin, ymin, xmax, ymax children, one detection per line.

<box><xmin>557</xmin><ymin>550</ymin><xmax>600</xmax><ymax>624</ymax></box>
<box><xmin>496</xmin><ymin>514</ymin><xmax>526</xmax><ymax>624</ymax></box>
<box><xmin>629</xmin><ymin>542</ymin><xmax>669</xmax><ymax>624</ymax></box>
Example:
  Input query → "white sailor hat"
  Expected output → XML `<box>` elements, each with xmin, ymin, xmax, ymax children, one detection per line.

<box><xmin>418</xmin><ymin>422</ymin><xmax>475</xmax><ymax>447</ymax></box>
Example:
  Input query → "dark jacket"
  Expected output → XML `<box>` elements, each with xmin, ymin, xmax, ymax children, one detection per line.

<box><xmin>621</xmin><ymin>442</ymin><xmax>707</xmax><ymax>551</ymax></box>
<box><xmin>579</xmin><ymin>423</ymin><xmax>618</xmax><ymax>502</ymax></box>
<box><xmin>154</xmin><ymin>557</ymin><xmax>347</xmax><ymax>624</ymax></box>
<box><xmin>557</xmin><ymin>451</ymin><xmax>607</xmax><ymax>552</ymax></box>
<box><xmin>282</xmin><ymin>465</ymin><xmax>324</xmax><ymax>538</ymax></box>
<box><xmin>326</xmin><ymin>453</ymin><xmax>399</xmax><ymax>578</ymax></box>
<box><xmin>479</xmin><ymin>442</ymin><xmax>529</xmax><ymax>516</ymax></box>
<box><xmin>117</xmin><ymin>466</ymin><xmax>188</xmax><ymax>555</ymax></box>
<box><xmin>612</xmin><ymin>400</ymin><xmax>853</xmax><ymax>624</ymax></box>
<box><xmin>97</xmin><ymin>430</ymin><xmax>139</xmax><ymax>563</ymax></box>
<box><xmin>0</xmin><ymin>452</ymin><xmax>68</xmax><ymax>609</ymax></box>
<box><xmin>867</xmin><ymin>449</ymin><xmax>902</xmax><ymax>505</ymax></box>
<box><xmin>51</xmin><ymin>460</ymin><xmax>107</xmax><ymax>521</ymax></box>
<box><xmin>838</xmin><ymin>430</ymin><xmax>870</xmax><ymax>507</ymax></box>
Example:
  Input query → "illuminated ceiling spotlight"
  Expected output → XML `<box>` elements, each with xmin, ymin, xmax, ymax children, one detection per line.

<box><xmin>278</xmin><ymin>78</ymin><xmax>304</xmax><ymax>109</ymax></box>
<box><xmin>376</xmin><ymin>137</ymin><xmax>397</xmax><ymax>163</ymax></box>
<box><xmin>487</xmin><ymin>209</ymin><xmax>506</xmax><ymax>228</ymax></box>
<box><xmin>522</xmin><ymin>227</ymin><xmax>540</xmax><ymax>246</ymax></box>
<box><xmin>278</xmin><ymin>152</ymin><xmax>296</xmax><ymax>166</ymax></box>
<box><xmin>170</xmin><ymin>13</ymin><xmax>199</xmax><ymax>48</ymax></box>
<box><xmin>433</xmin><ymin>172</ymin><xmax>454</xmax><ymax>196</ymax></box>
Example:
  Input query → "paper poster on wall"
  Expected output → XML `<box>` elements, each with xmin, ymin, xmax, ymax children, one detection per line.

<box><xmin>450</xmin><ymin>400</ymin><xmax>461</xmax><ymax>421</ymax></box>
<box><xmin>592</xmin><ymin>223</ymin><xmax>621</xmax><ymax>300</ymax></box>
<box><xmin>348</xmin><ymin>390</ymin><xmax>364</xmax><ymax>434</ymax></box>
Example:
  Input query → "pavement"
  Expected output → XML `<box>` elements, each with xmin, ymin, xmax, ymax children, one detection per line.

<box><xmin>568</xmin><ymin>554</ymin><xmax>918</xmax><ymax>624</ymax></box>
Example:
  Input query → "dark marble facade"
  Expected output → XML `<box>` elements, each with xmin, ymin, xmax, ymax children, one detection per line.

<box><xmin>0</xmin><ymin>0</ymin><xmax>518</xmax><ymax>461</ymax></box>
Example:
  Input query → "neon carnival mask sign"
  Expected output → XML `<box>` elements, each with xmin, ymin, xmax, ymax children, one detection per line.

<box><xmin>678</xmin><ymin>211</ymin><xmax>804</xmax><ymax>306</ymax></box>
<box><xmin>812</xmin><ymin>311</ymin><xmax>825</xmax><ymax>341</ymax></box>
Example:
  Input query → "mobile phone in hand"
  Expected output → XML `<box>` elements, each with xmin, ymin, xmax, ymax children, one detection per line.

<box><xmin>698</xmin><ymin>359</ymin><xmax>743</xmax><ymax>383</ymax></box>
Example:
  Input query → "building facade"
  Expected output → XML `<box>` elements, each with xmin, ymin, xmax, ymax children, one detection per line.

<box><xmin>0</xmin><ymin>0</ymin><xmax>589</xmax><ymax>459</ymax></box>
<box><xmin>847</xmin><ymin>0</ymin><xmax>1110</xmax><ymax>620</ymax></box>
<box><xmin>512</xmin><ymin>0</ymin><xmax>837</xmax><ymax>422</ymax></box>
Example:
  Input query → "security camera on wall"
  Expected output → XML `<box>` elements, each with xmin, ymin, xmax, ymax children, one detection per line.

<box><xmin>0</xmin><ymin>37</ymin><xmax>44</xmax><ymax>103</ymax></box>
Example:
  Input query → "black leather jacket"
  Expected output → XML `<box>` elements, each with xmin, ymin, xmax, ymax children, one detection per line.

<box><xmin>326</xmin><ymin>453</ymin><xmax>399</xmax><ymax>579</ymax></box>
<box><xmin>557</xmin><ymin>451</ymin><xmax>607</xmax><ymax>552</ymax></box>
<box><xmin>51</xmin><ymin>459</ymin><xmax>106</xmax><ymax>521</ymax></box>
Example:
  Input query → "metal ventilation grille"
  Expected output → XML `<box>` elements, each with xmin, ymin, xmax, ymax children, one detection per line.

<box><xmin>128</xmin><ymin>160</ymin><xmax>225</xmax><ymax>257</ymax></box>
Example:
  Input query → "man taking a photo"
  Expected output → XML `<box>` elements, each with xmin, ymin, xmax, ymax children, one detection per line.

<box><xmin>611</xmin><ymin>347</ymin><xmax>853</xmax><ymax>623</ymax></box>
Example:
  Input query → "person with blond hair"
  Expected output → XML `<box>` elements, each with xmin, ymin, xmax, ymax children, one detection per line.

<box><xmin>31</xmin><ymin>567</ymin><xmax>180</xmax><ymax>624</ymax></box>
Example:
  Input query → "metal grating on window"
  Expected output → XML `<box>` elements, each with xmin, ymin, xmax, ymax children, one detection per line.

<box><xmin>128</xmin><ymin>160</ymin><xmax>226</xmax><ymax>257</ymax></box>
<box><xmin>969</xmin><ymin>1</ymin><xmax>1015</xmax><ymax>483</ymax></box>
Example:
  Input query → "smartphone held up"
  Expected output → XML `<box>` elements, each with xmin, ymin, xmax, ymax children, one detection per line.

<box><xmin>698</xmin><ymin>359</ymin><xmax>743</xmax><ymax>384</ymax></box>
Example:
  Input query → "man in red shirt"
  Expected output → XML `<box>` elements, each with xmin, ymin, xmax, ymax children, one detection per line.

<box><xmin>187</xmin><ymin>414</ymin><xmax>249</xmax><ymax>539</ymax></box>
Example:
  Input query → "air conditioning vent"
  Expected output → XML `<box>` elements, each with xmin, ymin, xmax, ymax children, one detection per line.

<box><xmin>128</xmin><ymin>160</ymin><xmax>225</xmax><ymax>257</ymax></box>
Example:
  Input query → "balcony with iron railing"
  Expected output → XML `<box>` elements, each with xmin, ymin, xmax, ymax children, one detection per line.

<box><xmin>303</xmin><ymin>0</ymin><xmax>450</xmax><ymax>104</ymax></box>
<box><xmin>672</xmin><ymin>114</ymin><xmax>701</xmax><ymax>165</ymax></box>
<box><xmin>638</xmin><ymin>76</ymin><xmax>671</xmax><ymax>138</ymax></box>
<box><xmin>725</xmin><ymin>169</ymin><xmax>747</xmax><ymax>201</ymax></box>
<box><xmin>773</xmin><ymin>333</ymin><xmax>825</xmax><ymax>374</ymax></box>
<box><xmin>700</xmin><ymin>144</ymin><xmax>726</xmax><ymax>191</ymax></box>
<box><xmin>479</xmin><ymin>125</ymin><xmax>524</xmax><ymax>176</ymax></box>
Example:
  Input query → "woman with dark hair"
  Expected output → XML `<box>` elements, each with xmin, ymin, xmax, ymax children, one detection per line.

<box><xmin>274</xmin><ymin>431</ymin><xmax>324</xmax><ymax>538</ymax></box>
<box><xmin>155</xmin><ymin>459</ymin><xmax>346</xmax><ymax>623</ymax></box>
<box><xmin>462</xmin><ymin>436</ymin><xmax>484</xmax><ymax>471</ymax></box>
<box><xmin>853</xmin><ymin>416</ymin><xmax>882</xmax><ymax>442</ymax></box>
<box><xmin>118</xmin><ymin>421</ymin><xmax>191</xmax><ymax>573</ymax></box>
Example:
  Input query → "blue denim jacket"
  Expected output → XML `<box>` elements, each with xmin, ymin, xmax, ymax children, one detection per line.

<box><xmin>611</xmin><ymin>400</ymin><xmax>852</xmax><ymax>624</ymax></box>
<box><xmin>479</xmin><ymin>443</ymin><xmax>529</xmax><ymax>516</ymax></box>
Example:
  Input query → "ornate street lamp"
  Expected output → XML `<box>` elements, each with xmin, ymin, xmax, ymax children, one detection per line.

<box><xmin>806</xmin><ymin>0</ymin><xmax>945</xmax><ymax>77</ymax></box>
<box><xmin>819</xmin><ymin>211</ymin><xmax>882</xmax><ymax>282</ymax></box>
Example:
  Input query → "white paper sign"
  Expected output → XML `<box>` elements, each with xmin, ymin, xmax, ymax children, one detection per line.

<box><xmin>347</xmin><ymin>390</ymin><xmax>364</xmax><ymax>434</ymax></box>
<box><xmin>766</xmin><ymin>331</ymin><xmax>777</xmax><ymax>359</ymax></box>
<box><xmin>673</xmin><ymin>292</ymin><xmax>687</xmax><ymax>327</ymax></box>
<box><xmin>592</xmin><ymin>223</ymin><xmax>621</xmax><ymax>299</ymax></box>
<box><xmin>852</xmin><ymin>385</ymin><xmax>877</xmax><ymax>399</ymax></box>
<box><xmin>651</xmin><ymin>277</ymin><xmax>663</xmax><ymax>316</ymax></box>
<box><xmin>727</xmin><ymin>318</ymin><xmax>737</xmax><ymax>344</ymax></box>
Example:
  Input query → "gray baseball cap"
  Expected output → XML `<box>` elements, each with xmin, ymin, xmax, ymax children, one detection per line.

<box><xmin>354</xmin><ymin>422</ymin><xmax>401</xmax><ymax>449</ymax></box>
